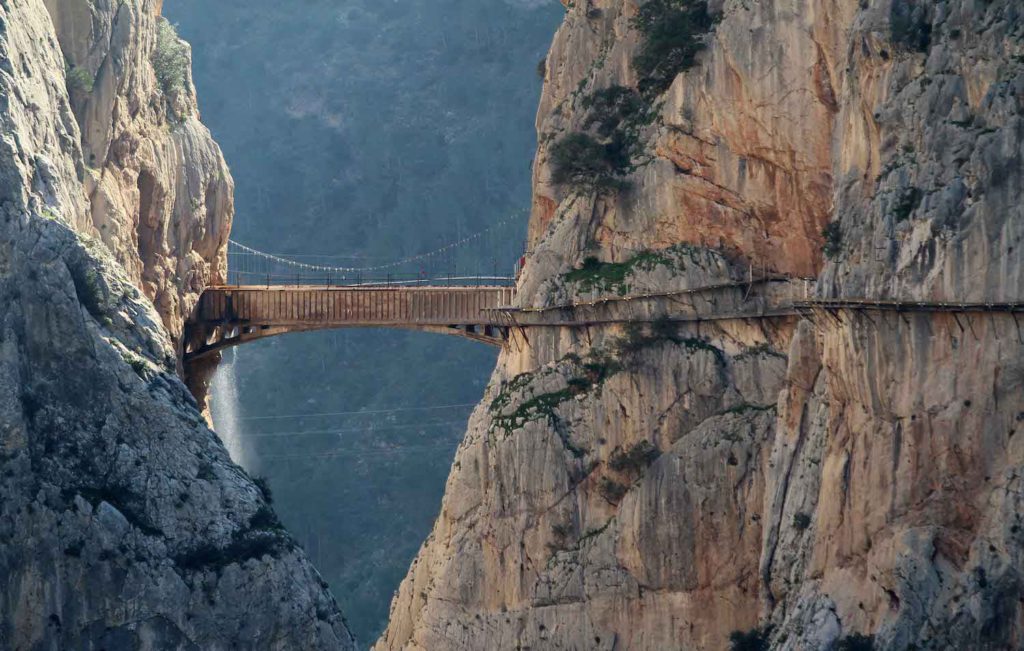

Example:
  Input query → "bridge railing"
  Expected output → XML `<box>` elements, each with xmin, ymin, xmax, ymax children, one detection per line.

<box><xmin>221</xmin><ymin>269</ymin><xmax>516</xmax><ymax>288</ymax></box>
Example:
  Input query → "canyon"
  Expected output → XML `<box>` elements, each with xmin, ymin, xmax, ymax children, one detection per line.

<box><xmin>1</xmin><ymin>0</ymin><xmax>1022</xmax><ymax>649</ymax></box>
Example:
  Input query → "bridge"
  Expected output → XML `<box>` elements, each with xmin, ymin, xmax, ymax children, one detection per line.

<box><xmin>183</xmin><ymin>237</ymin><xmax>1024</xmax><ymax>363</ymax></box>
<box><xmin>184</xmin><ymin>284</ymin><xmax>518</xmax><ymax>361</ymax></box>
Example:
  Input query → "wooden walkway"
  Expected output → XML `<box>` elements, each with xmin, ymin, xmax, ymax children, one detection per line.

<box><xmin>184</xmin><ymin>281</ymin><xmax>1024</xmax><ymax>362</ymax></box>
<box><xmin>184</xmin><ymin>285</ymin><xmax>516</xmax><ymax>361</ymax></box>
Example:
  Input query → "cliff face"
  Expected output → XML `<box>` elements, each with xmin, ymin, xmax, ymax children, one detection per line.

<box><xmin>382</xmin><ymin>0</ymin><xmax>1024</xmax><ymax>649</ymax></box>
<box><xmin>41</xmin><ymin>0</ymin><xmax>232</xmax><ymax>342</ymax></box>
<box><xmin>0</xmin><ymin>0</ymin><xmax>353</xmax><ymax>648</ymax></box>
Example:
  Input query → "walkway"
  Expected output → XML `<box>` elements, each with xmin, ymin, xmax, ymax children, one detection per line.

<box><xmin>184</xmin><ymin>284</ymin><xmax>516</xmax><ymax>361</ymax></box>
<box><xmin>184</xmin><ymin>276</ymin><xmax>1024</xmax><ymax>363</ymax></box>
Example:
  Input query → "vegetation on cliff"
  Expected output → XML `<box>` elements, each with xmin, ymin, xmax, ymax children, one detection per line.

<box><xmin>631</xmin><ymin>0</ymin><xmax>717</xmax><ymax>96</ymax></box>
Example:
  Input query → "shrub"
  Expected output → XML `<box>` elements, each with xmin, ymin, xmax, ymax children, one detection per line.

<box><xmin>793</xmin><ymin>512</ymin><xmax>812</xmax><ymax>530</ymax></box>
<box><xmin>631</xmin><ymin>0</ymin><xmax>717</xmax><ymax>97</ymax></box>
<box><xmin>822</xmin><ymin>221</ymin><xmax>843</xmax><ymax>260</ymax></box>
<box><xmin>550</xmin><ymin>85</ymin><xmax>654</xmax><ymax>193</ymax></box>
<box><xmin>890</xmin><ymin>0</ymin><xmax>932</xmax><ymax>53</ymax></box>
<box><xmin>581</xmin><ymin>85</ymin><xmax>650</xmax><ymax>138</ymax></box>
<box><xmin>650</xmin><ymin>315</ymin><xmax>680</xmax><ymax>342</ymax></box>
<box><xmin>729</xmin><ymin>626</ymin><xmax>771</xmax><ymax>651</ymax></box>
<box><xmin>615</xmin><ymin>323</ymin><xmax>650</xmax><ymax>357</ymax></box>
<box><xmin>550</xmin><ymin>132</ymin><xmax>630</xmax><ymax>192</ymax></box>
<box><xmin>892</xmin><ymin>186</ymin><xmax>922</xmax><ymax>222</ymax></box>
<box><xmin>69</xmin><ymin>263</ymin><xmax>109</xmax><ymax>318</ymax></box>
<box><xmin>598</xmin><ymin>477</ymin><xmax>628</xmax><ymax>504</ymax></box>
<box><xmin>253</xmin><ymin>476</ymin><xmax>274</xmax><ymax>504</ymax></box>
<box><xmin>608</xmin><ymin>440</ymin><xmax>661</xmax><ymax>474</ymax></box>
<box><xmin>175</xmin><ymin>530</ymin><xmax>292</xmax><ymax>573</ymax></box>
<box><xmin>536</xmin><ymin>56</ymin><xmax>547</xmax><ymax>79</ymax></box>
<box><xmin>152</xmin><ymin>18</ymin><xmax>189</xmax><ymax>97</ymax></box>
<box><xmin>837</xmin><ymin>633</ymin><xmax>876</xmax><ymax>651</ymax></box>
<box><xmin>65</xmin><ymin>63</ymin><xmax>94</xmax><ymax>95</ymax></box>
<box><xmin>249</xmin><ymin>505</ymin><xmax>283</xmax><ymax>531</ymax></box>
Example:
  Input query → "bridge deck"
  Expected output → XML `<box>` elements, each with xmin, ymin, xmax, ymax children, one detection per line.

<box><xmin>184</xmin><ymin>281</ymin><xmax>1024</xmax><ymax>362</ymax></box>
<box><xmin>185</xmin><ymin>285</ymin><xmax>517</xmax><ymax>360</ymax></box>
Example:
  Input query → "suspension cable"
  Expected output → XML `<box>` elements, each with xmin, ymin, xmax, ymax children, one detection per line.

<box><xmin>228</xmin><ymin>210</ymin><xmax>524</xmax><ymax>273</ymax></box>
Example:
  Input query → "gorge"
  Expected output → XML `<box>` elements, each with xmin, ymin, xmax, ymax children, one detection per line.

<box><xmin>2</xmin><ymin>0</ymin><xmax>1023</xmax><ymax>650</ymax></box>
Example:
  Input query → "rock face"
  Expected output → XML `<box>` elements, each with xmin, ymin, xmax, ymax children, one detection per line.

<box><xmin>0</xmin><ymin>0</ymin><xmax>353</xmax><ymax>648</ymax></box>
<box><xmin>381</xmin><ymin>0</ymin><xmax>1024</xmax><ymax>649</ymax></box>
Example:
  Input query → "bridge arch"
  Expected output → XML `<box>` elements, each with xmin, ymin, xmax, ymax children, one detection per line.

<box><xmin>184</xmin><ymin>285</ymin><xmax>516</xmax><ymax>362</ymax></box>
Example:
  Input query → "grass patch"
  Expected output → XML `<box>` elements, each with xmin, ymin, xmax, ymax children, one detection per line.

<box><xmin>253</xmin><ymin>476</ymin><xmax>274</xmax><ymax>504</ymax></box>
<box><xmin>489</xmin><ymin>351</ymin><xmax>622</xmax><ymax>457</ymax></box>
<box><xmin>550</xmin><ymin>132</ymin><xmax>631</xmax><ymax>193</ymax></box>
<box><xmin>562</xmin><ymin>245</ymin><xmax>694</xmax><ymax>296</ymax></box>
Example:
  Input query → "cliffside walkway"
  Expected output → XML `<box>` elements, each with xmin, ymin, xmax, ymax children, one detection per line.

<box><xmin>184</xmin><ymin>284</ymin><xmax>517</xmax><ymax>361</ymax></box>
<box><xmin>185</xmin><ymin>276</ymin><xmax>1024</xmax><ymax>362</ymax></box>
<box><xmin>186</xmin><ymin>235</ymin><xmax>1024</xmax><ymax>361</ymax></box>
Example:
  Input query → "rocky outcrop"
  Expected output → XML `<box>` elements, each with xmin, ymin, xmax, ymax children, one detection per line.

<box><xmin>41</xmin><ymin>0</ymin><xmax>232</xmax><ymax>342</ymax></box>
<box><xmin>382</xmin><ymin>0</ymin><xmax>1024</xmax><ymax>649</ymax></box>
<box><xmin>0</xmin><ymin>0</ymin><xmax>353</xmax><ymax>648</ymax></box>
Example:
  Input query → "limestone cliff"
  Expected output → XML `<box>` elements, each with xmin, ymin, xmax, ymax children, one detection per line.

<box><xmin>381</xmin><ymin>0</ymin><xmax>1024</xmax><ymax>649</ymax></box>
<box><xmin>0</xmin><ymin>0</ymin><xmax>353</xmax><ymax>648</ymax></box>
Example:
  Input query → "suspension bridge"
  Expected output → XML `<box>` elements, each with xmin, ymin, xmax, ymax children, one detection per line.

<box><xmin>183</xmin><ymin>227</ymin><xmax>1024</xmax><ymax>363</ymax></box>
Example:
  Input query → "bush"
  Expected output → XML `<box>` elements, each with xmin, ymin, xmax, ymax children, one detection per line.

<box><xmin>631</xmin><ymin>0</ymin><xmax>717</xmax><ymax>96</ymax></box>
<box><xmin>65</xmin><ymin>63</ymin><xmax>94</xmax><ymax>95</ymax></box>
<box><xmin>175</xmin><ymin>530</ymin><xmax>292</xmax><ymax>573</ymax></box>
<box><xmin>249</xmin><ymin>505</ymin><xmax>283</xmax><ymax>531</ymax></box>
<box><xmin>253</xmin><ymin>476</ymin><xmax>274</xmax><ymax>504</ymax></box>
<box><xmin>152</xmin><ymin>18</ymin><xmax>189</xmax><ymax>96</ymax></box>
<box><xmin>550</xmin><ymin>132</ymin><xmax>631</xmax><ymax>192</ymax></box>
<box><xmin>615</xmin><ymin>323</ymin><xmax>650</xmax><ymax>356</ymax></box>
<box><xmin>550</xmin><ymin>85</ymin><xmax>654</xmax><ymax>193</ymax></box>
<box><xmin>793</xmin><ymin>512</ymin><xmax>812</xmax><ymax>530</ymax></box>
<box><xmin>892</xmin><ymin>186</ymin><xmax>922</xmax><ymax>222</ymax></box>
<box><xmin>890</xmin><ymin>0</ymin><xmax>932</xmax><ymax>53</ymax></box>
<box><xmin>729</xmin><ymin>626</ymin><xmax>771</xmax><ymax>651</ymax></box>
<box><xmin>822</xmin><ymin>221</ymin><xmax>843</xmax><ymax>260</ymax></box>
<box><xmin>608</xmin><ymin>440</ymin><xmax>661</xmax><ymax>474</ymax></box>
<box><xmin>581</xmin><ymin>85</ymin><xmax>650</xmax><ymax>138</ymax></box>
<box><xmin>598</xmin><ymin>477</ymin><xmax>628</xmax><ymax>504</ymax></box>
